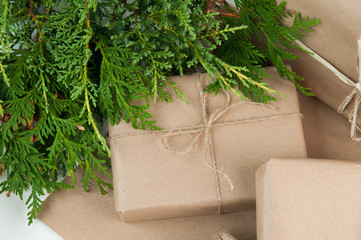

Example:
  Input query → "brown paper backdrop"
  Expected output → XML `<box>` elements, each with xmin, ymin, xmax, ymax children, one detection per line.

<box><xmin>38</xmin><ymin>93</ymin><xmax>361</xmax><ymax>240</ymax></box>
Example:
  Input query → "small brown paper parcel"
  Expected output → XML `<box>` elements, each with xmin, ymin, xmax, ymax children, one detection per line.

<box><xmin>276</xmin><ymin>0</ymin><xmax>361</xmax><ymax>141</ymax></box>
<box><xmin>108</xmin><ymin>66</ymin><xmax>307</xmax><ymax>222</ymax></box>
<box><xmin>256</xmin><ymin>158</ymin><xmax>361</xmax><ymax>240</ymax></box>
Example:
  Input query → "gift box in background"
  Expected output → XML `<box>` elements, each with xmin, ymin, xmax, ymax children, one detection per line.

<box><xmin>277</xmin><ymin>0</ymin><xmax>361</xmax><ymax>138</ymax></box>
<box><xmin>256</xmin><ymin>158</ymin><xmax>361</xmax><ymax>240</ymax></box>
<box><xmin>108</xmin><ymin>67</ymin><xmax>307</xmax><ymax>222</ymax></box>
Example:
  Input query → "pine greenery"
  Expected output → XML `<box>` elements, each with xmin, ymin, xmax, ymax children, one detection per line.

<box><xmin>0</xmin><ymin>0</ymin><xmax>319</xmax><ymax>224</ymax></box>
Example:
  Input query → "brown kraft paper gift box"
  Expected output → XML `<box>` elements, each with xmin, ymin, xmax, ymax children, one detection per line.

<box><xmin>276</xmin><ymin>0</ymin><xmax>361</xmax><ymax>138</ymax></box>
<box><xmin>108</xmin><ymin>66</ymin><xmax>307</xmax><ymax>222</ymax></box>
<box><xmin>256</xmin><ymin>158</ymin><xmax>361</xmax><ymax>240</ymax></box>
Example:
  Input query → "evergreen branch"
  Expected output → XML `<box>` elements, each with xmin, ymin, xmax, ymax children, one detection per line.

<box><xmin>39</xmin><ymin>70</ymin><xmax>49</xmax><ymax>113</ymax></box>
<box><xmin>30</xmin><ymin>0</ymin><xmax>45</xmax><ymax>42</ymax></box>
<box><xmin>82</xmin><ymin>12</ymin><xmax>109</xmax><ymax>153</ymax></box>
<box><xmin>135</xmin><ymin>18</ymin><xmax>163</xmax><ymax>100</ymax></box>
<box><xmin>0</xmin><ymin>61</ymin><xmax>9</xmax><ymax>87</ymax></box>
<box><xmin>214</xmin><ymin>0</ymin><xmax>320</xmax><ymax>98</ymax></box>
<box><xmin>0</xmin><ymin>100</ymin><xmax>3</xmax><ymax>117</ymax></box>
<box><xmin>215</xmin><ymin>57</ymin><xmax>278</xmax><ymax>95</ymax></box>
<box><xmin>151</xmin><ymin>15</ymin><xmax>273</xmax><ymax>99</ymax></box>
<box><xmin>200</xmin><ymin>25</ymin><xmax>247</xmax><ymax>39</ymax></box>
<box><xmin>98</xmin><ymin>46</ymin><xmax>157</xmax><ymax>129</ymax></box>
<box><xmin>0</xmin><ymin>0</ymin><xmax>10</xmax><ymax>58</ymax></box>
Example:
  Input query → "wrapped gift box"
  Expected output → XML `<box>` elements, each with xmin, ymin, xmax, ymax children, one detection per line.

<box><xmin>108</xmin><ymin>67</ymin><xmax>307</xmax><ymax>222</ymax></box>
<box><xmin>276</xmin><ymin>0</ymin><xmax>361</xmax><ymax>134</ymax></box>
<box><xmin>256</xmin><ymin>158</ymin><xmax>361</xmax><ymax>240</ymax></box>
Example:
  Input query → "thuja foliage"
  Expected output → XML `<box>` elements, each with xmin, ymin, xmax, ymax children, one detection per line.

<box><xmin>0</xmin><ymin>0</ymin><xmax>319</xmax><ymax>224</ymax></box>
<box><xmin>214</xmin><ymin>0</ymin><xmax>321</xmax><ymax>101</ymax></box>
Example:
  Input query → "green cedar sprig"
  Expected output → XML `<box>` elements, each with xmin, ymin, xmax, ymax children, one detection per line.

<box><xmin>215</xmin><ymin>0</ymin><xmax>321</xmax><ymax>101</ymax></box>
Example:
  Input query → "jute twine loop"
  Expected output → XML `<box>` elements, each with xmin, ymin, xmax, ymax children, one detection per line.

<box><xmin>295</xmin><ymin>37</ymin><xmax>361</xmax><ymax>142</ymax></box>
<box><xmin>108</xmin><ymin>73</ymin><xmax>302</xmax><ymax>215</ymax></box>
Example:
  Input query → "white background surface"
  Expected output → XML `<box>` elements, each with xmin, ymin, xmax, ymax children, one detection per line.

<box><xmin>0</xmin><ymin>173</ymin><xmax>63</xmax><ymax>239</ymax></box>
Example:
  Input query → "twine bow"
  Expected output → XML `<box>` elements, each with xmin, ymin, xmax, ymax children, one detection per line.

<box><xmin>295</xmin><ymin>37</ymin><xmax>361</xmax><ymax>142</ymax></box>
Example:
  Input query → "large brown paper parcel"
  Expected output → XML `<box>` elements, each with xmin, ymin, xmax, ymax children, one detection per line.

<box><xmin>37</xmin><ymin>93</ymin><xmax>361</xmax><ymax>240</ymax></box>
<box><xmin>108</xmin><ymin>66</ymin><xmax>307</xmax><ymax>222</ymax></box>
<box><xmin>276</xmin><ymin>0</ymin><xmax>361</xmax><ymax>140</ymax></box>
<box><xmin>256</xmin><ymin>158</ymin><xmax>361</xmax><ymax>240</ymax></box>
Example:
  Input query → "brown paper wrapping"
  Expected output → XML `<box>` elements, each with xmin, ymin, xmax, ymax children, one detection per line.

<box><xmin>276</xmin><ymin>0</ymin><xmax>361</xmax><ymax>132</ymax></box>
<box><xmin>108</xmin><ymin>67</ymin><xmax>307</xmax><ymax>222</ymax></box>
<box><xmin>256</xmin><ymin>158</ymin><xmax>361</xmax><ymax>240</ymax></box>
<box><xmin>37</xmin><ymin>89</ymin><xmax>361</xmax><ymax>240</ymax></box>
